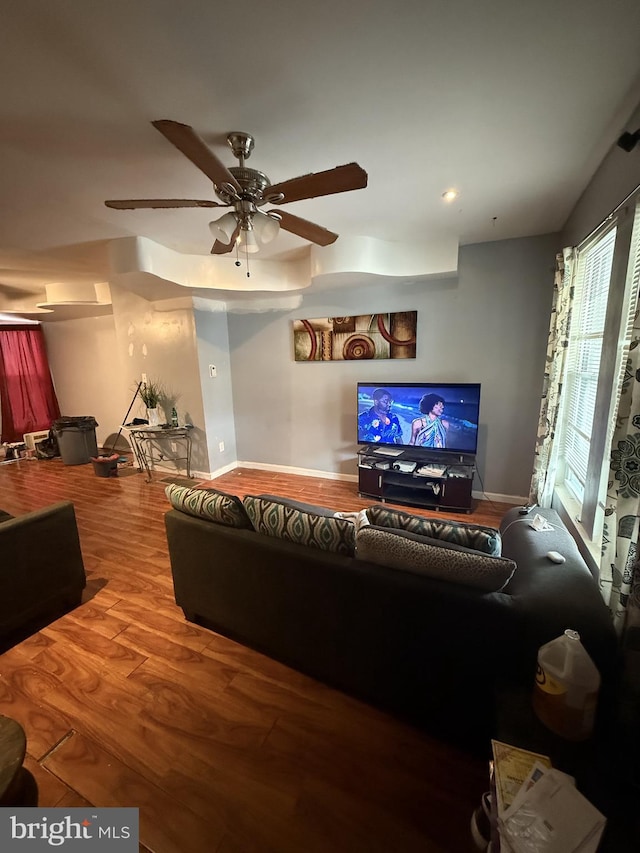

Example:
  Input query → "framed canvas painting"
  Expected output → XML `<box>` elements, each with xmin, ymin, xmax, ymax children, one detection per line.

<box><xmin>293</xmin><ymin>311</ymin><xmax>417</xmax><ymax>361</ymax></box>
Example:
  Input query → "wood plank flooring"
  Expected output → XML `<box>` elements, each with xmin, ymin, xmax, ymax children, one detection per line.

<box><xmin>0</xmin><ymin>458</ymin><xmax>517</xmax><ymax>852</ymax></box>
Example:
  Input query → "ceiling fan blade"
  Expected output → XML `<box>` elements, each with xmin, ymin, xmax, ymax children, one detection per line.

<box><xmin>275</xmin><ymin>210</ymin><xmax>338</xmax><ymax>246</ymax></box>
<box><xmin>211</xmin><ymin>241</ymin><xmax>233</xmax><ymax>255</ymax></box>
<box><xmin>211</xmin><ymin>223</ymin><xmax>241</xmax><ymax>255</ymax></box>
<box><xmin>266</xmin><ymin>163</ymin><xmax>367</xmax><ymax>205</ymax></box>
<box><xmin>152</xmin><ymin>120</ymin><xmax>242</xmax><ymax>192</ymax></box>
<box><xmin>105</xmin><ymin>198</ymin><xmax>225</xmax><ymax>210</ymax></box>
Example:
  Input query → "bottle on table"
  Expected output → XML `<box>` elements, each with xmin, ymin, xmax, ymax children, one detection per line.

<box><xmin>171</xmin><ymin>407</ymin><xmax>179</xmax><ymax>427</ymax></box>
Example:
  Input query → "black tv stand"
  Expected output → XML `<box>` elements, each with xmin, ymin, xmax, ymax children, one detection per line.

<box><xmin>357</xmin><ymin>445</ymin><xmax>475</xmax><ymax>513</ymax></box>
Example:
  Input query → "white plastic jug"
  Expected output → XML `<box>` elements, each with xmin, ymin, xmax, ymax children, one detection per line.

<box><xmin>532</xmin><ymin>629</ymin><xmax>601</xmax><ymax>740</ymax></box>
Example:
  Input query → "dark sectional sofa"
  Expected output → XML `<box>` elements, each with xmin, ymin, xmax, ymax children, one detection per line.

<box><xmin>0</xmin><ymin>501</ymin><xmax>87</xmax><ymax>650</ymax></box>
<box><xmin>164</xmin><ymin>487</ymin><xmax>618</xmax><ymax>749</ymax></box>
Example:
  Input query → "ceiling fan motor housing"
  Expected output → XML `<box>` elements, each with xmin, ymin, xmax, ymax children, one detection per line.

<box><xmin>215</xmin><ymin>167</ymin><xmax>271</xmax><ymax>206</ymax></box>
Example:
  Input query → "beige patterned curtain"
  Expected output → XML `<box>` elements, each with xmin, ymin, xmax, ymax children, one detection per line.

<box><xmin>600</xmin><ymin>270</ymin><xmax>640</xmax><ymax>767</ymax></box>
<box><xmin>600</xmin><ymin>281</ymin><xmax>640</xmax><ymax>637</ymax></box>
<box><xmin>530</xmin><ymin>248</ymin><xmax>575</xmax><ymax>506</ymax></box>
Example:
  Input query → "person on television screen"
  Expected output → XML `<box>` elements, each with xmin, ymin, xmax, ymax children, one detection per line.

<box><xmin>409</xmin><ymin>393</ymin><xmax>449</xmax><ymax>448</ymax></box>
<box><xmin>358</xmin><ymin>388</ymin><xmax>403</xmax><ymax>444</ymax></box>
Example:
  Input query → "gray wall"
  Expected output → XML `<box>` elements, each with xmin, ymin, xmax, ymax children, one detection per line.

<box><xmin>45</xmin><ymin>287</ymin><xmax>215</xmax><ymax>475</ymax></box>
<box><xmin>194</xmin><ymin>307</ymin><xmax>237</xmax><ymax>473</ymax></box>
<box><xmin>229</xmin><ymin>233</ymin><xmax>559</xmax><ymax>499</ymax></box>
<box><xmin>109</xmin><ymin>283</ymin><xmax>211</xmax><ymax>475</ymax></box>
<box><xmin>563</xmin><ymin>99</ymin><xmax>640</xmax><ymax>246</ymax></box>
<box><xmin>44</xmin><ymin>314</ymin><xmax>128</xmax><ymax>450</ymax></box>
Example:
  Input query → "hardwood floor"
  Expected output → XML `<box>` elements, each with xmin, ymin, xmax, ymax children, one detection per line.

<box><xmin>202</xmin><ymin>468</ymin><xmax>511</xmax><ymax>528</ymax></box>
<box><xmin>0</xmin><ymin>457</ymin><xmax>517</xmax><ymax>852</ymax></box>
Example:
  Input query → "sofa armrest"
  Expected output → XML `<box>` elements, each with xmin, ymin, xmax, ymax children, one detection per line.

<box><xmin>499</xmin><ymin>507</ymin><xmax>618</xmax><ymax>683</ymax></box>
<box><xmin>0</xmin><ymin>501</ymin><xmax>86</xmax><ymax>636</ymax></box>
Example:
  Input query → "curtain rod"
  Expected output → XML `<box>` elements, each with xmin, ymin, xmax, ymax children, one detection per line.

<box><xmin>577</xmin><ymin>181</ymin><xmax>640</xmax><ymax>250</ymax></box>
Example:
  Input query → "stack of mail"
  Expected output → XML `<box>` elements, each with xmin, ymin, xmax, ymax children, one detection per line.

<box><xmin>499</xmin><ymin>761</ymin><xmax>606</xmax><ymax>853</ymax></box>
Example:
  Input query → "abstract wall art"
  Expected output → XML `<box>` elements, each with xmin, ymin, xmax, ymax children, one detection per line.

<box><xmin>293</xmin><ymin>311</ymin><xmax>417</xmax><ymax>362</ymax></box>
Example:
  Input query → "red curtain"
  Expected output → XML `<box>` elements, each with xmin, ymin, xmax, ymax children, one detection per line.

<box><xmin>0</xmin><ymin>324</ymin><xmax>61</xmax><ymax>442</ymax></box>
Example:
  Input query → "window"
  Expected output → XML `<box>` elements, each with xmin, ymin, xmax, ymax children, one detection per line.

<box><xmin>556</xmin><ymin>197</ymin><xmax>640</xmax><ymax>543</ymax></box>
<box><xmin>562</xmin><ymin>227</ymin><xmax>616</xmax><ymax>504</ymax></box>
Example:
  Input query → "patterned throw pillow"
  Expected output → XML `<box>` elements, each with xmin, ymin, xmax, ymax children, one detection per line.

<box><xmin>365</xmin><ymin>505</ymin><xmax>501</xmax><ymax>556</ymax></box>
<box><xmin>356</xmin><ymin>525</ymin><xmax>516</xmax><ymax>592</ymax></box>
<box><xmin>165</xmin><ymin>484</ymin><xmax>252</xmax><ymax>529</ymax></box>
<box><xmin>243</xmin><ymin>495</ymin><xmax>356</xmax><ymax>556</ymax></box>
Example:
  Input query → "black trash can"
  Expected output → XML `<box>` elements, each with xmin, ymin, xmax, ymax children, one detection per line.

<box><xmin>52</xmin><ymin>416</ymin><xmax>99</xmax><ymax>465</ymax></box>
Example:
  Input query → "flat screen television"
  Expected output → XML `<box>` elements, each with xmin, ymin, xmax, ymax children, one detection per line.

<box><xmin>357</xmin><ymin>382</ymin><xmax>481</xmax><ymax>455</ymax></box>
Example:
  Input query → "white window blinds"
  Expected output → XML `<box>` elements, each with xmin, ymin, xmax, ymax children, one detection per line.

<box><xmin>562</xmin><ymin>227</ymin><xmax>616</xmax><ymax>500</ymax></box>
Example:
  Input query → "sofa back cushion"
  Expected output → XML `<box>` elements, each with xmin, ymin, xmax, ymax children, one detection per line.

<box><xmin>365</xmin><ymin>505</ymin><xmax>502</xmax><ymax>556</ymax></box>
<box><xmin>255</xmin><ymin>494</ymin><xmax>337</xmax><ymax>517</ymax></box>
<box><xmin>356</xmin><ymin>525</ymin><xmax>516</xmax><ymax>591</ymax></box>
<box><xmin>165</xmin><ymin>484</ymin><xmax>252</xmax><ymax>529</ymax></box>
<box><xmin>243</xmin><ymin>495</ymin><xmax>356</xmax><ymax>556</ymax></box>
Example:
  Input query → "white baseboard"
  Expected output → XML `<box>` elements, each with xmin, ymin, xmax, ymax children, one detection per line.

<box><xmin>192</xmin><ymin>460</ymin><xmax>237</xmax><ymax>480</ymax></box>
<box><xmin>237</xmin><ymin>460</ymin><xmax>357</xmax><ymax>483</ymax></box>
<box><xmin>474</xmin><ymin>490</ymin><xmax>527</xmax><ymax>506</ymax></box>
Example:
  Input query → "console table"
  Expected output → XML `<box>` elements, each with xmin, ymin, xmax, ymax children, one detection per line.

<box><xmin>125</xmin><ymin>425</ymin><xmax>193</xmax><ymax>482</ymax></box>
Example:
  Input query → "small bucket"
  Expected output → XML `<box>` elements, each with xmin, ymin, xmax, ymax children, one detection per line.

<box><xmin>91</xmin><ymin>453</ymin><xmax>119</xmax><ymax>478</ymax></box>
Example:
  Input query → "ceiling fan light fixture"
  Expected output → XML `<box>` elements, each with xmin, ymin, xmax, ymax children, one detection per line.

<box><xmin>237</xmin><ymin>225</ymin><xmax>260</xmax><ymax>253</ymax></box>
<box><xmin>209</xmin><ymin>212</ymin><xmax>237</xmax><ymax>243</ymax></box>
<box><xmin>253</xmin><ymin>211</ymin><xmax>281</xmax><ymax>245</ymax></box>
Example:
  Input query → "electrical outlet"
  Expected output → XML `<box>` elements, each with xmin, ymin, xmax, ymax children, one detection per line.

<box><xmin>209</xmin><ymin>365</ymin><xmax>217</xmax><ymax>378</ymax></box>
<box><xmin>171</xmin><ymin>442</ymin><xmax>177</xmax><ymax>452</ymax></box>
<box><xmin>219</xmin><ymin>441</ymin><xmax>225</xmax><ymax>453</ymax></box>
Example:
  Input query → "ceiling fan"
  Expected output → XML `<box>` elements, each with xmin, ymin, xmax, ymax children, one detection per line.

<box><xmin>105</xmin><ymin>120</ymin><xmax>368</xmax><ymax>257</ymax></box>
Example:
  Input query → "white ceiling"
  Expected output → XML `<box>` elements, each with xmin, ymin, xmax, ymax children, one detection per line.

<box><xmin>1</xmin><ymin>0</ymin><xmax>640</xmax><ymax>318</ymax></box>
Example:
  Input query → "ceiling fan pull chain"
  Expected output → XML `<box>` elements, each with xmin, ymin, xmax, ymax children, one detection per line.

<box><xmin>246</xmin><ymin>244</ymin><xmax>251</xmax><ymax>278</ymax></box>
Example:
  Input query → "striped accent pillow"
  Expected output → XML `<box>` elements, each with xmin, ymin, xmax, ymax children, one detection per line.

<box><xmin>365</xmin><ymin>505</ymin><xmax>501</xmax><ymax>556</ymax></box>
<box><xmin>243</xmin><ymin>495</ymin><xmax>356</xmax><ymax>556</ymax></box>
<box><xmin>165</xmin><ymin>484</ymin><xmax>252</xmax><ymax>529</ymax></box>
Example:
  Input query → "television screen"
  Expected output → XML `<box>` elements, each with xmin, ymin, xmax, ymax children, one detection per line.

<box><xmin>357</xmin><ymin>382</ymin><xmax>481</xmax><ymax>454</ymax></box>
